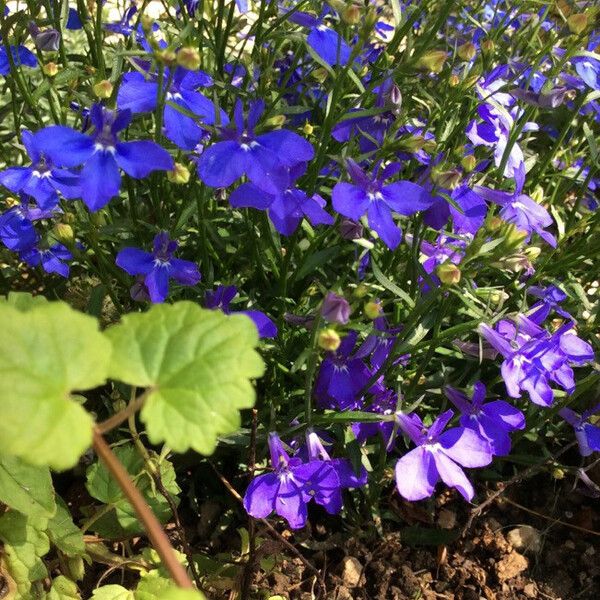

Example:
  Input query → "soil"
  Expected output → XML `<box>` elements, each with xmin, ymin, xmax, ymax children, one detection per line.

<box><xmin>204</xmin><ymin>472</ymin><xmax>600</xmax><ymax>600</ymax></box>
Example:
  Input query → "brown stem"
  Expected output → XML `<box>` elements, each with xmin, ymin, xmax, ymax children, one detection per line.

<box><xmin>97</xmin><ymin>388</ymin><xmax>152</xmax><ymax>434</ymax></box>
<box><xmin>92</xmin><ymin>429</ymin><xmax>194</xmax><ymax>589</ymax></box>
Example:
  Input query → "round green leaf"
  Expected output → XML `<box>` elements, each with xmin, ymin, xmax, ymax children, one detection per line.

<box><xmin>105</xmin><ymin>302</ymin><xmax>264</xmax><ymax>455</ymax></box>
<box><xmin>0</xmin><ymin>302</ymin><xmax>111</xmax><ymax>470</ymax></box>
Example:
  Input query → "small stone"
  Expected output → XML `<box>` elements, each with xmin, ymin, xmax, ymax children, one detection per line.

<box><xmin>495</xmin><ymin>551</ymin><xmax>528</xmax><ymax>581</ymax></box>
<box><xmin>506</xmin><ymin>526</ymin><xmax>541</xmax><ymax>553</ymax></box>
<box><xmin>437</xmin><ymin>508</ymin><xmax>457</xmax><ymax>529</ymax></box>
<box><xmin>341</xmin><ymin>556</ymin><xmax>363</xmax><ymax>588</ymax></box>
<box><xmin>563</xmin><ymin>539</ymin><xmax>576</xmax><ymax>550</ymax></box>
<box><xmin>523</xmin><ymin>583</ymin><xmax>537</xmax><ymax>597</ymax></box>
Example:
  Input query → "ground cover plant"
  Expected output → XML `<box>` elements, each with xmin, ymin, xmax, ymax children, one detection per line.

<box><xmin>0</xmin><ymin>0</ymin><xmax>599</xmax><ymax>598</ymax></box>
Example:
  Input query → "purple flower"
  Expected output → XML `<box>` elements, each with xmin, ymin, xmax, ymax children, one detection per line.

<box><xmin>229</xmin><ymin>164</ymin><xmax>333</xmax><ymax>235</ymax></box>
<box><xmin>332</xmin><ymin>160</ymin><xmax>433</xmax><ymax>250</ymax></box>
<box><xmin>560</xmin><ymin>404</ymin><xmax>600</xmax><ymax>457</ymax></box>
<box><xmin>33</xmin><ymin>104</ymin><xmax>174</xmax><ymax>211</ymax></box>
<box><xmin>0</xmin><ymin>199</ymin><xmax>58</xmax><ymax>252</ymax></box>
<box><xmin>445</xmin><ymin>382</ymin><xmax>525</xmax><ymax>456</ymax></box>
<box><xmin>351</xmin><ymin>387</ymin><xmax>398</xmax><ymax>450</ymax></box>
<box><xmin>117</xmin><ymin>67</ymin><xmax>221</xmax><ymax>151</ymax></box>
<box><xmin>116</xmin><ymin>232</ymin><xmax>200</xmax><ymax>303</ymax></box>
<box><xmin>243</xmin><ymin>432</ymin><xmax>341</xmax><ymax>529</ymax></box>
<box><xmin>571</xmin><ymin>57</ymin><xmax>600</xmax><ymax>91</ymax></box>
<box><xmin>395</xmin><ymin>410</ymin><xmax>492</xmax><ymax>501</ymax></box>
<box><xmin>480</xmin><ymin>316</ymin><xmax>594</xmax><ymax>406</ymax></box>
<box><xmin>474</xmin><ymin>164</ymin><xmax>556</xmax><ymax>247</ymax></box>
<box><xmin>20</xmin><ymin>243</ymin><xmax>73</xmax><ymax>278</ymax></box>
<box><xmin>314</xmin><ymin>331</ymin><xmax>372</xmax><ymax>410</ymax></box>
<box><xmin>527</xmin><ymin>284</ymin><xmax>572</xmax><ymax>324</ymax></box>
<box><xmin>204</xmin><ymin>285</ymin><xmax>277</xmax><ymax>339</ymax></box>
<box><xmin>321</xmin><ymin>292</ymin><xmax>351</xmax><ymax>325</ymax></box>
<box><xmin>197</xmin><ymin>100</ymin><xmax>314</xmax><ymax>194</ymax></box>
<box><xmin>0</xmin><ymin>130</ymin><xmax>80</xmax><ymax>210</ymax></box>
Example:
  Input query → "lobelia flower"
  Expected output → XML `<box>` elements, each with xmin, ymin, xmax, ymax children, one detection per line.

<box><xmin>117</xmin><ymin>67</ymin><xmax>223</xmax><ymax>151</ymax></box>
<box><xmin>0</xmin><ymin>130</ymin><xmax>80</xmax><ymax>210</ymax></box>
<box><xmin>560</xmin><ymin>404</ymin><xmax>600</xmax><ymax>457</ymax></box>
<box><xmin>416</xmin><ymin>232</ymin><xmax>469</xmax><ymax>291</ymax></box>
<box><xmin>305</xmin><ymin>430</ymin><xmax>368</xmax><ymax>491</ymax></box>
<box><xmin>33</xmin><ymin>104</ymin><xmax>174</xmax><ymax>211</ymax></box>
<box><xmin>479</xmin><ymin>315</ymin><xmax>594</xmax><ymax>406</ymax></box>
<box><xmin>116</xmin><ymin>232</ymin><xmax>200</xmax><ymax>303</ymax></box>
<box><xmin>314</xmin><ymin>330</ymin><xmax>372</xmax><ymax>410</ymax></box>
<box><xmin>351</xmin><ymin>387</ymin><xmax>398</xmax><ymax>450</ymax></box>
<box><xmin>332</xmin><ymin>160</ymin><xmax>434</xmax><ymax>250</ymax></box>
<box><xmin>204</xmin><ymin>285</ymin><xmax>277</xmax><ymax>339</ymax></box>
<box><xmin>20</xmin><ymin>243</ymin><xmax>73</xmax><ymax>278</ymax></box>
<box><xmin>423</xmin><ymin>184</ymin><xmax>488</xmax><ymax>235</ymax></box>
<box><xmin>197</xmin><ymin>100</ymin><xmax>314</xmax><ymax>194</ymax></box>
<box><xmin>321</xmin><ymin>292</ymin><xmax>351</xmax><ymax>325</ymax></box>
<box><xmin>395</xmin><ymin>409</ymin><xmax>493</xmax><ymax>501</ymax></box>
<box><xmin>28</xmin><ymin>22</ymin><xmax>60</xmax><ymax>52</ymax></box>
<box><xmin>284</xmin><ymin>8</ymin><xmax>352</xmax><ymax>67</ymax></box>
<box><xmin>474</xmin><ymin>163</ymin><xmax>556</xmax><ymax>247</ymax></box>
<box><xmin>445</xmin><ymin>381</ymin><xmax>525</xmax><ymax>456</ymax></box>
<box><xmin>243</xmin><ymin>432</ymin><xmax>342</xmax><ymax>529</ymax></box>
<box><xmin>527</xmin><ymin>284</ymin><xmax>572</xmax><ymax>324</ymax></box>
<box><xmin>571</xmin><ymin>57</ymin><xmax>600</xmax><ymax>91</ymax></box>
<box><xmin>0</xmin><ymin>199</ymin><xmax>58</xmax><ymax>252</ymax></box>
<box><xmin>0</xmin><ymin>42</ymin><xmax>37</xmax><ymax>76</ymax></box>
<box><xmin>229</xmin><ymin>164</ymin><xmax>333</xmax><ymax>235</ymax></box>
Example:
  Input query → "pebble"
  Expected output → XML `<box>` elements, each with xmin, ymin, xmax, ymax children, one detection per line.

<box><xmin>340</xmin><ymin>556</ymin><xmax>363</xmax><ymax>587</ymax></box>
<box><xmin>506</xmin><ymin>526</ymin><xmax>541</xmax><ymax>553</ymax></box>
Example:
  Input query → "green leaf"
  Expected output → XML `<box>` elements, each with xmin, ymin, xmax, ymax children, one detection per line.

<box><xmin>136</xmin><ymin>576</ymin><xmax>205</xmax><ymax>600</ymax></box>
<box><xmin>91</xmin><ymin>585</ymin><xmax>135</xmax><ymax>600</ymax></box>
<box><xmin>86</xmin><ymin>445</ymin><xmax>180</xmax><ymax>535</ymax></box>
<box><xmin>105</xmin><ymin>302</ymin><xmax>264</xmax><ymax>455</ymax></box>
<box><xmin>47</xmin><ymin>498</ymin><xmax>86</xmax><ymax>557</ymax></box>
<box><xmin>0</xmin><ymin>454</ymin><xmax>56</xmax><ymax>518</ymax></box>
<box><xmin>1</xmin><ymin>291</ymin><xmax>49</xmax><ymax>311</ymax></box>
<box><xmin>0</xmin><ymin>302</ymin><xmax>111</xmax><ymax>470</ymax></box>
<box><xmin>46</xmin><ymin>575</ymin><xmax>81</xmax><ymax>600</ymax></box>
<box><xmin>0</xmin><ymin>512</ymin><xmax>50</xmax><ymax>598</ymax></box>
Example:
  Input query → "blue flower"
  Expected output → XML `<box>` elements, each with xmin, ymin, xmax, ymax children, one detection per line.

<box><xmin>243</xmin><ymin>432</ymin><xmax>342</xmax><ymax>529</ymax></box>
<box><xmin>20</xmin><ymin>243</ymin><xmax>73</xmax><ymax>278</ymax></box>
<box><xmin>474</xmin><ymin>163</ymin><xmax>556</xmax><ymax>247</ymax></box>
<box><xmin>332</xmin><ymin>159</ymin><xmax>434</xmax><ymax>250</ymax></box>
<box><xmin>117</xmin><ymin>67</ymin><xmax>222</xmax><ymax>150</ymax></box>
<box><xmin>116</xmin><ymin>232</ymin><xmax>201</xmax><ymax>303</ymax></box>
<box><xmin>33</xmin><ymin>104</ymin><xmax>173</xmax><ymax>211</ymax></box>
<box><xmin>0</xmin><ymin>130</ymin><xmax>80</xmax><ymax>210</ymax></box>
<box><xmin>445</xmin><ymin>382</ymin><xmax>525</xmax><ymax>456</ymax></box>
<box><xmin>527</xmin><ymin>284</ymin><xmax>572</xmax><ymax>324</ymax></box>
<box><xmin>0</xmin><ymin>199</ymin><xmax>57</xmax><ymax>252</ymax></box>
<box><xmin>204</xmin><ymin>284</ymin><xmax>277</xmax><ymax>339</ymax></box>
<box><xmin>0</xmin><ymin>44</ymin><xmax>37</xmax><ymax>76</ymax></box>
<box><xmin>560</xmin><ymin>405</ymin><xmax>600</xmax><ymax>457</ymax></box>
<box><xmin>197</xmin><ymin>100</ymin><xmax>314</xmax><ymax>194</ymax></box>
<box><xmin>229</xmin><ymin>164</ymin><xmax>333</xmax><ymax>235</ymax></box>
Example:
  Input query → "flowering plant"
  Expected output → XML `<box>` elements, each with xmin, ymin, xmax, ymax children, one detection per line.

<box><xmin>0</xmin><ymin>0</ymin><xmax>598</xmax><ymax>597</ymax></box>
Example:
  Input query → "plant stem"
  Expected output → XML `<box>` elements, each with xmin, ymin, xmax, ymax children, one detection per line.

<box><xmin>96</xmin><ymin>388</ymin><xmax>153</xmax><ymax>434</ymax></box>
<box><xmin>91</xmin><ymin>429</ymin><xmax>194</xmax><ymax>589</ymax></box>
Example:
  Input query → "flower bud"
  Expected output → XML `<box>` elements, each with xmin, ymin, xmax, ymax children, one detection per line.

<box><xmin>28</xmin><ymin>22</ymin><xmax>60</xmax><ymax>52</ymax></box>
<box><xmin>318</xmin><ymin>328</ymin><xmax>341</xmax><ymax>351</ymax></box>
<box><xmin>302</xmin><ymin>121</ymin><xmax>314</xmax><ymax>136</ymax></box>
<box><xmin>131</xmin><ymin>276</ymin><xmax>150</xmax><ymax>302</ymax></box>
<box><xmin>417</xmin><ymin>50</ymin><xmax>448</xmax><ymax>73</ymax></box>
<box><xmin>312</xmin><ymin>68</ymin><xmax>329</xmax><ymax>83</ymax></box>
<box><xmin>93</xmin><ymin>80</ymin><xmax>113</xmax><ymax>99</ymax></box>
<box><xmin>458</xmin><ymin>42</ymin><xmax>477</xmax><ymax>61</ymax></box>
<box><xmin>339</xmin><ymin>218</ymin><xmax>363</xmax><ymax>240</ymax></box>
<box><xmin>487</xmin><ymin>216</ymin><xmax>503</xmax><ymax>231</ymax></box>
<box><xmin>398</xmin><ymin>135</ymin><xmax>426</xmax><ymax>152</ymax></box>
<box><xmin>264</xmin><ymin>114</ymin><xmax>286</xmax><ymax>128</ymax></box>
<box><xmin>364</xmin><ymin>300</ymin><xmax>382</xmax><ymax>319</ymax></box>
<box><xmin>321</xmin><ymin>292</ymin><xmax>351</xmax><ymax>324</ymax></box>
<box><xmin>461</xmin><ymin>154</ymin><xmax>477</xmax><ymax>172</ymax></box>
<box><xmin>156</xmin><ymin>49</ymin><xmax>177</xmax><ymax>65</ymax></box>
<box><xmin>177</xmin><ymin>47</ymin><xmax>201</xmax><ymax>71</ymax></box>
<box><xmin>481</xmin><ymin>39</ymin><xmax>495</xmax><ymax>53</ymax></box>
<box><xmin>449</xmin><ymin>73</ymin><xmax>460</xmax><ymax>87</ymax></box>
<box><xmin>167</xmin><ymin>162</ymin><xmax>191</xmax><ymax>184</ymax></box>
<box><xmin>342</xmin><ymin>4</ymin><xmax>361</xmax><ymax>25</ymax></box>
<box><xmin>53</xmin><ymin>223</ymin><xmax>74</xmax><ymax>245</ymax></box>
<box><xmin>141</xmin><ymin>15</ymin><xmax>154</xmax><ymax>34</ymax></box>
<box><xmin>431</xmin><ymin>167</ymin><xmax>461</xmax><ymax>190</ymax></box>
<box><xmin>64</xmin><ymin>556</ymin><xmax>85</xmax><ymax>581</ymax></box>
<box><xmin>43</xmin><ymin>62</ymin><xmax>59</xmax><ymax>77</ymax></box>
<box><xmin>437</xmin><ymin>263</ymin><xmax>461</xmax><ymax>285</ymax></box>
<box><xmin>567</xmin><ymin>13</ymin><xmax>587</xmax><ymax>35</ymax></box>
<box><xmin>353</xmin><ymin>283</ymin><xmax>369</xmax><ymax>298</ymax></box>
